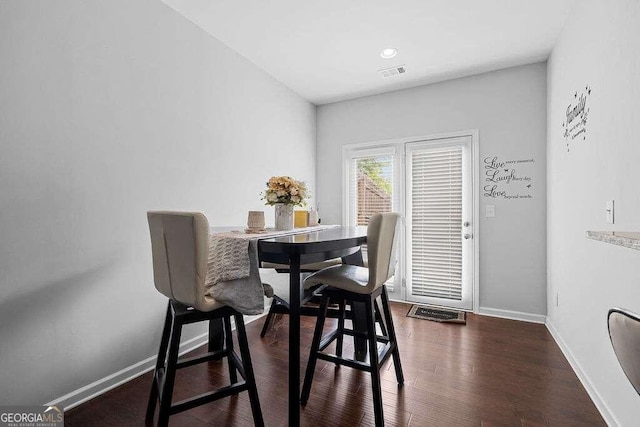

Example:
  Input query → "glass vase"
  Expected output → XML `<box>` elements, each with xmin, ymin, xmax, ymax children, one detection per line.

<box><xmin>274</xmin><ymin>203</ymin><xmax>294</xmax><ymax>230</ymax></box>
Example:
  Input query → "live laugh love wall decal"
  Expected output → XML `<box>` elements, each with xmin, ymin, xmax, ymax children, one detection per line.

<box><xmin>483</xmin><ymin>156</ymin><xmax>535</xmax><ymax>200</ymax></box>
<box><xmin>562</xmin><ymin>84</ymin><xmax>592</xmax><ymax>152</ymax></box>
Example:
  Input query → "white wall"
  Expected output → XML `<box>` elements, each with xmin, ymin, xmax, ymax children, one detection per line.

<box><xmin>546</xmin><ymin>0</ymin><xmax>640</xmax><ymax>424</ymax></box>
<box><xmin>0</xmin><ymin>0</ymin><xmax>315</xmax><ymax>405</ymax></box>
<box><xmin>317</xmin><ymin>63</ymin><xmax>547</xmax><ymax>317</ymax></box>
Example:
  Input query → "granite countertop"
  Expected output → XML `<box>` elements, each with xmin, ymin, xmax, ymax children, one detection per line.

<box><xmin>586</xmin><ymin>231</ymin><xmax>640</xmax><ymax>251</ymax></box>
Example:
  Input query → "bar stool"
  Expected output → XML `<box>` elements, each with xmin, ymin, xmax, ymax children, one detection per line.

<box><xmin>259</xmin><ymin>263</ymin><xmax>390</xmax><ymax>338</ymax></box>
<box><xmin>146</xmin><ymin>211</ymin><xmax>263</xmax><ymax>427</ymax></box>
<box><xmin>608</xmin><ymin>308</ymin><xmax>640</xmax><ymax>395</ymax></box>
<box><xmin>300</xmin><ymin>213</ymin><xmax>404</xmax><ymax>427</ymax></box>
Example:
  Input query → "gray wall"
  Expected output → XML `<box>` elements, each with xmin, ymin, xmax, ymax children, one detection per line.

<box><xmin>0</xmin><ymin>0</ymin><xmax>315</xmax><ymax>405</ymax></box>
<box><xmin>317</xmin><ymin>63</ymin><xmax>547</xmax><ymax>317</ymax></box>
<box><xmin>547</xmin><ymin>0</ymin><xmax>640</xmax><ymax>424</ymax></box>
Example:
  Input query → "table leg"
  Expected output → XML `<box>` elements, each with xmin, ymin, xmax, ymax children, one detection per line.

<box><xmin>288</xmin><ymin>253</ymin><xmax>302</xmax><ymax>426</ymax></box>
<box><xmin>351</xmin><ymin>302</ymin><xmax>368</xmax><ymax>361</ymax></box>
<box><xmin>341</xmin><ymin>249</ymin><xmax>364</xmax><ymax>267</ymax></box>
<box><xmin>208</xmin><ymin>319</ymin><xmax>224</xmax><ymax>352</ymax></box>
<box><xmin>342</xmin><ymin>249</ymin><xmax>368</xmax><ymax>361</ymax></box>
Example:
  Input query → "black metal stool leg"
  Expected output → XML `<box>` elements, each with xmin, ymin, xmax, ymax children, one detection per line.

<box><xmin>374</xmin><ymin>298</ymin><xmax>388</xmax><ymax>336</ymax></box>
<box><xmin>158</xmin><ymin>311</ymin><xmax>182</xmax><ymax>427</ymax></box>
<box><xmin>260</xmin><ymin>300</ymin><xmax>277</xmax><ymax>338</ymax></box>
<box><xmin>146</xmin><ymin>303</ymin><xmax>173</xmax><ymax>424</ymax></box>
<box><xmin>381</xmin><ymin>286</ymin><xmax>404</xmax><ymax>385</ymax></box>
<box><xmin>234</xmin><ymin>313</ymin><xmax>265</xmax><ymax>427</ymax></box>
<box><xmin>301</xmin><ymin>296</ymin><xmax>329</xmax><ymax>405</ymax></box>
<box><xmin>224</xmin><ymin>315</ymin><xmax>238</xmax><ymax>386</ymax></box>
<box><xmin>366</xmin><ymin>296</ymin><xmax>385</xmax><ymax>427</ymax></box>
<box><xmin>335</xmin><ymin>299</ymin><xmax>346</xmax><ymax>362</ymax></box>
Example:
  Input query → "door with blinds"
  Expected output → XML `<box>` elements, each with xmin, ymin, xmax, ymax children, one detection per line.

<box><xmin>405</xmin><ymin>136</ymin><xmax>473</xmax><ymax>310</ymax></box>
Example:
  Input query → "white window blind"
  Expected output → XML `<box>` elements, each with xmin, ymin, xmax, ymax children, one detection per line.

<box><xmin>410</xmin><ymin>145</ymin><xmax>463</xmax><ymax>300</ymax></box>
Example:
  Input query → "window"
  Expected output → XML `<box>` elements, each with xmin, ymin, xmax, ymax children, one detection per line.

<box><xmin>343</xmin><ymin>145</ymin><xmax>401</xmax><ymax>292</ymax></box>
<box><xmin>344</xmin><ymin>147</ymin><xmax>398</xmax><ymax>227</ymax></box>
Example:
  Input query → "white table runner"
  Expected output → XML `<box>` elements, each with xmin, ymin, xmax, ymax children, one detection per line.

<box><xmin>204</xmin><ymin>225</ymin><xmax>337</xmax><ymax>315</ymax></box>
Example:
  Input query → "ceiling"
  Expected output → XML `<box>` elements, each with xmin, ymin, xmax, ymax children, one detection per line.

<box><xmin>161</xmin><ymin>0</ymin><xmax>577</xmax><ymax>105</ymax></box>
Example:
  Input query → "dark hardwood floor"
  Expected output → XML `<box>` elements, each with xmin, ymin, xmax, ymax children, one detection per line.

<box><xmin>65</xmin><ymin>302</ymin><xmax>605</xmax><ymax>426</ymax></box>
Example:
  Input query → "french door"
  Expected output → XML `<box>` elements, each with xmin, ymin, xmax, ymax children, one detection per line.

<box><xmin>343</xmin><ymin>133</ymin><xmax>476</xmax><ymax>311</ymax></box>
<box><xmin>405</xmin><ymin>136</ymin><xmax>473</xmax><ymax>310</ymax></box>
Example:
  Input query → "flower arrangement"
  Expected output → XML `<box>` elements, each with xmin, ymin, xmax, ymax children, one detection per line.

<box><xmin>262</xmin><ymin>176</ymin><xmax>309</xmax><ymax>206</ymax></box>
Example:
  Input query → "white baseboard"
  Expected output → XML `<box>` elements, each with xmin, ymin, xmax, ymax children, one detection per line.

<box><xmin>46</xmin><ymin>332</ymin><xmax>209</xmax><ymax>411</ymax></box>
<box><xmin>545</xmin><ymin>320</ymin><xmax>617</xmax><ymax>426</ymax></box>
<box><xmin>477</xmin><ymin>307</ymin><xmax>547</xmax><ymax>324</ymax></box>
<box><xmin>46</xmin><ymin>313</ymin><xmax>268</xmax><ymax>411</ymax></box>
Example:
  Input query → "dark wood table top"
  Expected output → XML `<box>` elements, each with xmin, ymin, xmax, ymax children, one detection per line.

<box><xmin>258</xmin><ymin>226</ymin><xmax>367</xmax><ymax>254</ymax></box>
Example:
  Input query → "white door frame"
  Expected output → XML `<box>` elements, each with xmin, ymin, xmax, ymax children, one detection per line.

<box><xmin>342</xmin><ymin>129</ymin><xmax>480</xmax><ymax>313</ymax></box>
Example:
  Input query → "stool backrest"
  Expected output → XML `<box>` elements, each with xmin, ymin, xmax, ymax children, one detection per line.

<box><xmin>367</xmin><ymin>212</ymin><xmax>401</xmax><ymax>291</ymax></box>
<box><xmin>147</xmin><ymin>211</ymin><xmax>212</xmax><ymax>311</ymax></box>
<box><xmin>608</xmin><ymin>308</ymin><xmax>640</xmax><ymax>395</ymax></box>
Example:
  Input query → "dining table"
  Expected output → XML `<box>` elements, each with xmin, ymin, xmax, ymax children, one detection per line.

<box><xmin>209</xmin><ymin>225</ymin><xmax>368</xmax><ymax>426</ymax></box>
<box><xmin>258</xmin><ymin>226</ymin><xmax>368</xmax><ymax>426</ymax></box>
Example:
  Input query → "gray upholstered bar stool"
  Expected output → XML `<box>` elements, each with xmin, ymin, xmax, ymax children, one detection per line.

<box><xmin>300</xmin><ymin>213</ymin><xmax>404</xmax><ymax>427</ymax></box>
<box><xmin>146</xmin><ymin>211</ymin><xmax>263</xmax><ymax>427</ymax></box>
<box><xmin>608</xmin><ymin>308</ymin><xmax>640</xmax><ymax>395</ymax></box>
<box><xmin>260</xmin><ymin>261</ymin><xmax>389</xmax><ymax>338</ymax></box>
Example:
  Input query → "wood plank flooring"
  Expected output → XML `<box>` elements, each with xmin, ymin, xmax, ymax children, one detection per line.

<box><xmin>65</xmin><ymin>302</ymin><xmax>605</xmax><ymax>426</ymax></box>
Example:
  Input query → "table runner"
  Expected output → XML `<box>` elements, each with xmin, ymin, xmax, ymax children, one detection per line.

<box><xmin>204</xmin><ymin>225</ymin><xmax>337</xmax><ymax>315</ymax></box>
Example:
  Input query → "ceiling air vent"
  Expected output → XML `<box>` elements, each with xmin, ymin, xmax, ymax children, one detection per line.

<box><xmin>378</xmin><ymin>65</ymin><xmax>407</xmax><ymax>78</ymax></box>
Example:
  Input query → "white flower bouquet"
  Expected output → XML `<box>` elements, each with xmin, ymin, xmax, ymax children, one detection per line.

<box><xmin>262</xmin><ymin>176</ymin><xmax>309</xmax><ymax>206</ymax></box>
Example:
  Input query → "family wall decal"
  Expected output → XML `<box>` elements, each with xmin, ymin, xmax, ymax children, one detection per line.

<box><xmin>562</xmin><ymin>84</ymin><xmax>592</xmax><ymax>152</ymax></box>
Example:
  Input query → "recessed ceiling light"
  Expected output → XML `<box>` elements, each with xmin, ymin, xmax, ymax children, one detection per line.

<box><xmin>380</xmin><ymin>48</ymin><xmax>398</xmax><ymax>59</ymax></box>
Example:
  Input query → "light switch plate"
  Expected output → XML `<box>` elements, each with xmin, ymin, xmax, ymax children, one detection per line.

<box><xmin>486</xmin><ymin>205</ymin><xmax>496</xmax><ymax>218</ymax></box>
<box><xmin>606</xmin><ymin>200</ymin><xmax>614</xmax><ymax>224</ymax></box>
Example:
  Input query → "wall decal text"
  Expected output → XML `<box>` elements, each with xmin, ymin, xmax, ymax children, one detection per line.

<box><xmin>562</xmin><ymin>85</ymin><xmax>591</xmax><ymax>152</ymax></box>
<box><xmin>483</xmin><ymin>156</ymin><xmax>535</xmax><ymax>199</ymax></box>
